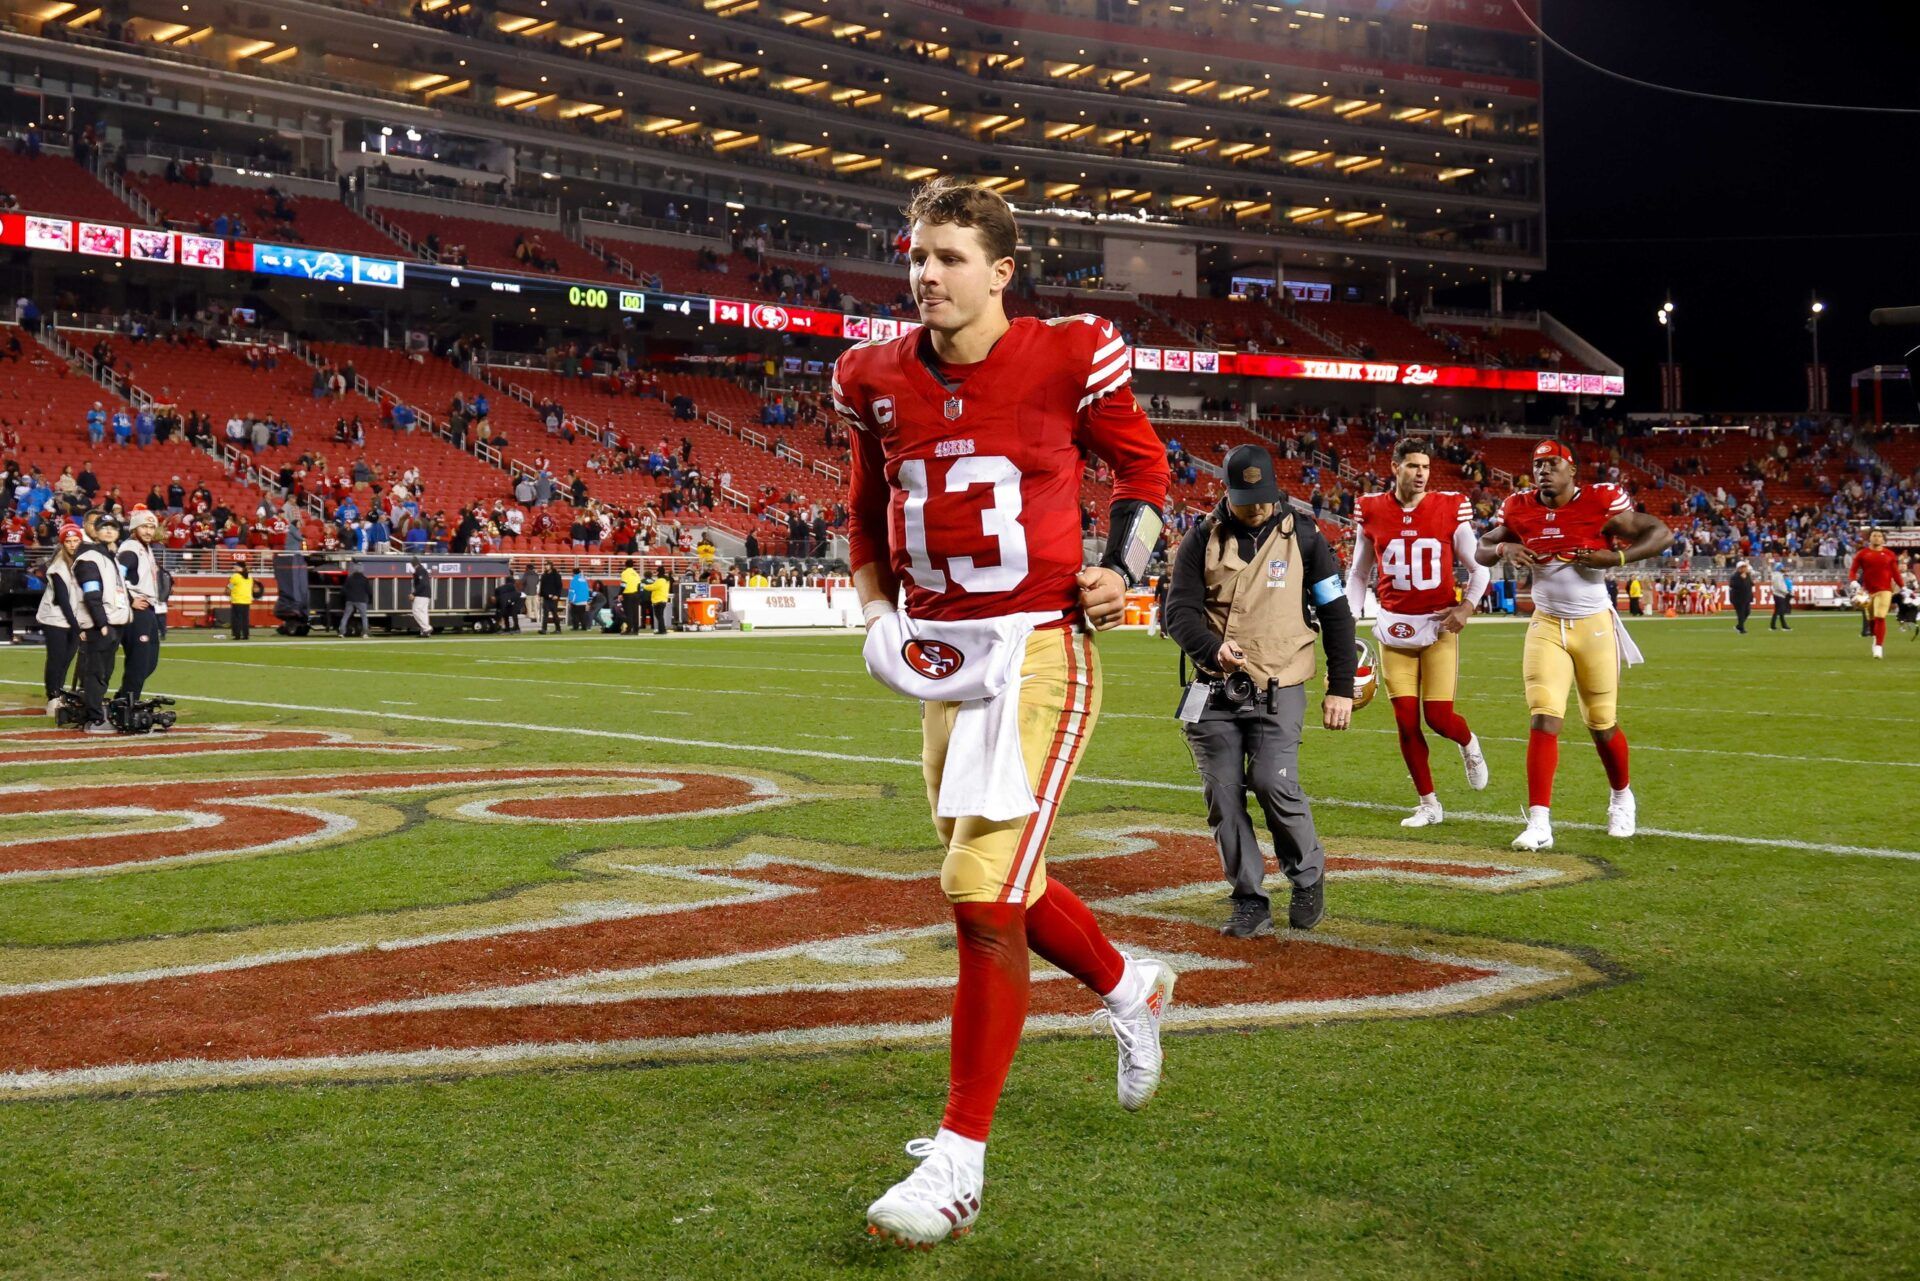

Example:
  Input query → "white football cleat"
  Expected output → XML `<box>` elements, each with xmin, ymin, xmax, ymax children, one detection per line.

<box><xmin>1511</xmin><ymin>806</ymin><xmax>1554</xmax><ymax>851</ymax></box>
<box><xmin>1094</xmin><ymin>956</ymin><xmax>1175</xmax><ymax>1112</ymax></box>
<box><xmin>1400</xmin><ymin>796</ymin><xmax>1445</xmax><ymax>828</ymax></box>
<box><xmin>866</xmin><ymin>1135</ymin><xmax>982</xmax><ymax>1250</ymax></box>
<box><xmin>1607</xmin><ymin>788</ymin><xmax>1637</xmax><ymax>838</ymax></box>
<box><xmin>46</xmin><ymin>697</ymin><xmax>60</xmax><ymax>719</ymax></box>
<box><xmin>1873</xmin><ymin>644</ymin><xmax>1884</xmax><ymax>659</ymax></box>
<box><xmin>1460</xmin><ymin>734</ymin><xmax>1490</xmax><ymax>790</ymax></box>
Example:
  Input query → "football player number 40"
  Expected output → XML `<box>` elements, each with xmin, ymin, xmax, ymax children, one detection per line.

<box><xmin>1380</xmin><ymin>537</ymin><xmax>1445</xmax><ymax>592</ymax></box>
<box><xmin>898</xmin><ymin>456</ymin><xmax>1029</xmax><ymax>593</ymax></box>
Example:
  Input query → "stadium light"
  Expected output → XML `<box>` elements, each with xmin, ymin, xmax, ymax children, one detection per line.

<box><xmin>1658</xmin><ymin>297</ymin><xmax>1678</xmax><ymax>411</ymax></box>
<box><xmin>1808</xmin><ymin>293</ymin><xmax>1826</xmax><ymax>410</ymax></box>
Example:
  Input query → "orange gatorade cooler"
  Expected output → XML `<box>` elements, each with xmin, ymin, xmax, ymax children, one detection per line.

<box><xmin>687</xmin><ymin>597</ymin><xmax>719</xmax><ymax>630</ymax></box>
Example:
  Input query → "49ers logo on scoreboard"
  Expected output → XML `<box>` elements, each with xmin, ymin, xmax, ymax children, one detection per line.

<box><xmin>901</xmin><ymin>637</ymin><xmax>966</xmax><ymax>680</ymax></box>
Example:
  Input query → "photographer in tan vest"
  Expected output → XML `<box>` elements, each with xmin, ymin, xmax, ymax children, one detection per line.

<box><xmin>1163</xmin><ymin>445</ymin><xmax>1356</xmax><ymax>938</ymax></box>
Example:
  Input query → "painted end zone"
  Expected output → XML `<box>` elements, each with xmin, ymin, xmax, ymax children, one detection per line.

<box><xmin>0</xmin><ymin>770</ymin><xmax>1611</xmax><ymax>1096</ymax></box>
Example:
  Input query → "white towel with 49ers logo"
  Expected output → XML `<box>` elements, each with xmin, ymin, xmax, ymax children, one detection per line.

<box><xmin>863</xmin><ymin>610</ymin><xmax>1043</xmax><ymax>821</ymax></box>
<box><xmin>1372</xmin><ymin>609</ymin><xmax>1445</xmax><ymax>652</ymax></box>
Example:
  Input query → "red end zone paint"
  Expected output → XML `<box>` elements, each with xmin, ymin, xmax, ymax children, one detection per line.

<box><xmin>0</xmin><ymin>827</ymin><xmax>1573</xmax><ymax>1093</ymax></box>
<box><xmin>0</xmin><ymin>768</ymin><xmax>776</xmax><ymax>879</ymax></box>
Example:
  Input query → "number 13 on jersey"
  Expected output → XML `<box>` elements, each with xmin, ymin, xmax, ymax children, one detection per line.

<box><xmin>897</xmin><ymin>455</ymin><xmax>1030</xmax><ymax>593</ymax></box>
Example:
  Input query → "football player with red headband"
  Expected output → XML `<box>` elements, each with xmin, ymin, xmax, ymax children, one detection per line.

<box><xmin>1476</xmin><ymin>440</ymin><xmax>1671</xmax><ymax>851</ymax></box>
<box><xmin>834</xmin><ymin>177</ymin><xmax>1172</xmax><ymax>1249</ymax></box>
<box><xmin>1345</xmin><ymin>436</ymin><xmax>1492</xmax><ymax>827</ymax></box>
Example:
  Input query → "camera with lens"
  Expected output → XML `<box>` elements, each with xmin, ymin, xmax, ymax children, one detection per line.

<box><xmin>1176</xmin><ymin>654</ymin><xmax>1279</xmax><ymax>720</ymax></box>
<box><xmin>1213</xmin><ymin>669</ymin><xmax>1276</xmax><ymax>712</ymax></box>
<box><xmin>109</xmin><ymin>694</ymin><xmax>178</xmax><ymax>734</ymax></box>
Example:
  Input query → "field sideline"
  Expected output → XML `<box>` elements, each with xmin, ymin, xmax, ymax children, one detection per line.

<box><xmin>0</xmin><ymin>612</ymin><xmax>1915</xmax><ymax>1279</ymax></box>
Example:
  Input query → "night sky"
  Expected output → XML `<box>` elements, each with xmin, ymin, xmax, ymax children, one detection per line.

<box><xmin>1513</xmin><ymin>1</ymin><xmax>1916</xmax><ymax>415</ymax></box>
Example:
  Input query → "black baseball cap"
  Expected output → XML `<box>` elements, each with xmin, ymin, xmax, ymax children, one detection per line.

<box><xmin>1223</xmin><ymin>444</ymin><xmax>1281</xmax><ymax>505</ymax></box>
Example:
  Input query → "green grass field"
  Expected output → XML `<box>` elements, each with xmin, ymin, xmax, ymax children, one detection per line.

<box><xmin>1</xmin><ymin>612</ymin><xmax>1916</xmax><ymax>1280</ymax></box>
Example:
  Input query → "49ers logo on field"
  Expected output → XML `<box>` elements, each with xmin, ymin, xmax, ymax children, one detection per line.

<box><xmin>0</xmin><ymin>730</ymin><xmax>1613</xmax><ymax>1099</ymax></box>
<box><xmin>901</xmin><ymin>637</ymin><xmax>965</xmax><ymax>680</ymax></box>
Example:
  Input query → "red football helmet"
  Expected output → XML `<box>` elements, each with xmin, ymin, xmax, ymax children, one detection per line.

<box><xmin>1352</xmin><ymin>639</ymin><xmax>1378</xmax><ymax>710</ymax></box>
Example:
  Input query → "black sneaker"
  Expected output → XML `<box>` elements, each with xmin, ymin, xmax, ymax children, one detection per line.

<box><xmin>1288</xmin><ymin>877</ymin><xmax>1326</xmax><ymax>930</ymax></box>
<box><xmin>1220</xmin><ymin>899</ymin><xmax>1273</xmax><ymax>939</ymax></box>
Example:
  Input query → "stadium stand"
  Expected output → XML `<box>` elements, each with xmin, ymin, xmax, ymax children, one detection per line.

<box><xmin>369</xmin><ymin>209</ymin><xmax>622</xmax><ymax>283</ymax></box>
<box><xmin>127</xmin><ymin>173</ymin><xmax>407</xmax><ymax>258</ymax></box>
<box><xmin>119</xmin><ymin>339</ymin><xmax>512</xmax><ymax>518</ymax></box>
<box><xmin>0</xmin><ymin>327</ymin><xmax>263</xmax><ymax>518</ymax></box>
<box><xmin>1430</xmin><ymin>321</ymin><xmax>1590</xmax><ymax>373</ymax></box>
<box><xmin>0</xmin><ymin>149</ymin><xmax>140</xmax><ymax>223</ymax></box>
<box><xmin>1301</xmin><ymin>304</ymin><xmax>1457</xmax><ymax>363</ymax></box>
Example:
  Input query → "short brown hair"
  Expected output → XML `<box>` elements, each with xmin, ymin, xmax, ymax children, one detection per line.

<box><xmin>904</xmin><ymin>177</ymin><xmax>1018</xmax><ymax>264</ymax></box>
<box><xmin>1392</xmin><ymin>437</ymin><xmax>1432</xmax><ymax>464</ymax></box>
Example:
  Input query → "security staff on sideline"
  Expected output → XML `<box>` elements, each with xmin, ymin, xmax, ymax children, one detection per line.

<box><xmin>620</xmin><ymin>560</ymin><xmax>643</xmax><ymax>634</ymax></box>
<box><xmin>36</xmin><ymin>522</ymin><xmax>87</xmax><ymax>715</ymax></box>
<box><xmin>645</xmin><ymin>565</ymin><xmax>673</xmax><ymax>634</ymax></box>
<box><xmin>73</xmin><ymin>514</ymin><xmax>132</xmax><ymax>731</ymax></box>
<box><xmin>227</xmin><ymin>562</ymin><xmax>255</xmax><ymax>640</ymax></box>
<box><xmin>116</xmin><ymin>508</ymin><xmax>166</xmax><ymax>702</ymax></box>
<box><xmin>1163</xmin><ymin>445</ymin><xmax>1356</xmax><ymax>939</ymax></box>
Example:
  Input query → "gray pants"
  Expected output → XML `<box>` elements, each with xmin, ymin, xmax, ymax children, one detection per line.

<box><xmin>1183</xmin><ymin>681</ymin><xmax>1325</xmax><ymax>905</ymax></box>
<box><xmin>339</xmin><ymin>601</ymin><xmax>370</xmax><ymax>636</ymax></box>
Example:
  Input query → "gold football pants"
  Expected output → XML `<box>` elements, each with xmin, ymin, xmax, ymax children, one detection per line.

<box><xmin>1381</xmin><ymin>629</ymin><xmax>1460</xmax><ymax>702</ymax></box>
<box><xmin>1524</xmin><ymin>609</ymin><xmax>1620</xmax><ymax>731</ymax></box>
<box><xmin>922</xmin><ymin>626</ymin><xmax>1100</xmax><ymax>905</ymax></box>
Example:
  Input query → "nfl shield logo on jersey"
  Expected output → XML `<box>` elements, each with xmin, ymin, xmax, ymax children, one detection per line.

<box><xmin>943</xmin><ymin>397</ymin><xmax>964</xmax><ymax>421</ymax></box>
<box><xmin>1267</xmin><ymin>558</ymin><xmax>1289</xmax><ymax>585</ymax></box>
<box><xmin>902</xmin><ymin>638</ymin><xmax>965</xmax><ymax>680</ymax></box>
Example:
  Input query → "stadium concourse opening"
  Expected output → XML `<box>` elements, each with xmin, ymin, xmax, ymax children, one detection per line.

<box><xmin>2</xmin><ymin>0</ymin><xmax>1918</xmax><ymax>1274</ymax></box>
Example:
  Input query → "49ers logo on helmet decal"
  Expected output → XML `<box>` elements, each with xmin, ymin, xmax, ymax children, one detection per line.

<box><xmin>1387</xmin><ymin>620</ymin><xmax>1417</xmax><ymax>641</ymax></box>
<box><xmin>902</xmin><ymin>638</ymin><xmax>965</xmax><ymax>680</ymax></box>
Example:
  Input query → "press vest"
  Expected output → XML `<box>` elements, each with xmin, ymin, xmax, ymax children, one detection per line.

<box><xmin>1199</xmin><ymin>512</ymin><xmax>1318</xmax><ymax>690</ymax></box>
<box><xmin>119</xmin><ymin>538</ymin><xmax>164</xmax><ymax>614</ymax></box>
<box><xmin>35</xmin><ymin>557</ymin><xmax>81</xmax><ymax>629</ymax></box>
<box><xmin>75</xmin><ymin>545</ymin><xmax>133</xmax><ymax>626</ymax></box>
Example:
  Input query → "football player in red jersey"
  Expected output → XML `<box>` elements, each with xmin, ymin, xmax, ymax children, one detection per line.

<box><xmin>1476</xmin><ymin>441</ymin><xmax>1671</xmax><ymax>851</ymax></box>
<box><xmin>835</xmin><ymin>178</ymin><xmax>1172</xmax><ymax>1249</ymax></box>
<box><xmin>1344</xmin><ymin>437</ymin><xmax>1491</xmax><ymax>827</ymax></box>
<box><xmin>1849</xmin><ymin>529</ymin><xmax>1902</xmax><ymax>659</ymax></box>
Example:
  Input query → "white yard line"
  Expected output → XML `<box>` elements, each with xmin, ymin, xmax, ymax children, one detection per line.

<box><xmin>4</xmin><ymin>679</ymin><xmax>1909</xmax><ymax>863</ymax></box>
<box><xmin>148</xmin><ymin>660</ymin><xmax>1920</xmax><ymax>770</ymax></box>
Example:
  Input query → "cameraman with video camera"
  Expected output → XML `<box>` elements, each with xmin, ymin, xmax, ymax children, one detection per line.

<box><xmin>1163</xmin><ymin>445</ymin><xmax>1357</xmax><ymax>939</ymax></box>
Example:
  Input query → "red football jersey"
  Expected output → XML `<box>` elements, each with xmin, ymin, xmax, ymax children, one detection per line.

<box><xmin>1356</xmin><ymin>489</ymin><xmax>1472</xmax><ymax>615</ymax></box>
<box><xmin>1499</xmin><ymin>483</ymin><xmax>1632</xmax><ymax>618</ymax></box>
<box><xmin>835</xmin><ymin>315</ymin><xmax>1166</xmax><ymax>621</ymax></box>
<box><xmin>1498</xmin><ymin>483</ymin><xmax>1629</xmax><ymax>557</ymax></box>
<box><xmin>1851</xmin><ymin>546</ymin><xmax>1900</xmax><ymax>594</ymax></box>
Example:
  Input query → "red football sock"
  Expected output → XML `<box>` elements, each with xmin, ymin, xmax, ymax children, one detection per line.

<box><xmin>1391</xmin><ymin>697</ymin><xmax>1435</xmax><ymax>796</ymax></box>
<box><xmin>1023</xmin><ymin>880</ymin><xmax>1125</xmax><ymax>998</ymax></box>
<box><xmin>941</xmin><ymin>903</ymin><xmax>1030</xmax><ymax>1143</ymax></box>
<box><xmin>1594</xmin><ymin>728</ymin><xmax>1631</xmax><ymax>791</ymax></box>
<box><xmin>1422</xmin><ymin>699</ymin><xmax>1474</xmax><ymax>747</ymax></box>
<box><xmin>1873</xmin><ymin>618</ymin><xmax>1887</xmax><ymax>645</ymax></box>
<box><xmin>1526</xmin><ymin>728</ymin><xmax>1559</xmax><ymax>809</ymax></box>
